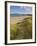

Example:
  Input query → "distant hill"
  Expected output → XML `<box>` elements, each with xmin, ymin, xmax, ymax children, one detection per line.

<box><xmin>10</xmin><ymin>14</ymin><xmax>32</xmax><ymax>17</ymax></box>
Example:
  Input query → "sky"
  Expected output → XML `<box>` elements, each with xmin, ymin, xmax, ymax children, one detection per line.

<box><xmin>10</xmin><ymin>6</ymin><xmax>32</xmax><ymax>14</ymax></box>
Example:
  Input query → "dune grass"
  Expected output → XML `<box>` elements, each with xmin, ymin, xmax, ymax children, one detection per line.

<box><xmin>10</xmin><ymin>16</ymin><xmax>32</xmax><ymax>40</ymax></box>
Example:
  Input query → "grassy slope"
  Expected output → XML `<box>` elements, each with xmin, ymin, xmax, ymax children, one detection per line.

<box><xmin>10</xmin><ymin>16</ymin><xmax>32</xmax><ymax>40</ymax></box>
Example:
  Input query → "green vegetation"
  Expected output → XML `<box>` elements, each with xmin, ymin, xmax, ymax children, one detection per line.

<box><xmin>10</xmin><ymin>16</ymin><xmax>32</xmax><ymax>40</ymax></box>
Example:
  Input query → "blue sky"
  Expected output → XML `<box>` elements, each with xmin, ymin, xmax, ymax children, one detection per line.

<box><xmin>10</xmin><ymin>6</ymin><xmax>32</xmax><ymax>14</ymax></box>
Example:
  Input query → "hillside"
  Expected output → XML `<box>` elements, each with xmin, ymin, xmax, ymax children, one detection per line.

<box><xmin>10</xmin><ymin>16</ymin><xmax>32</xmax><ymax>40</ymax></box>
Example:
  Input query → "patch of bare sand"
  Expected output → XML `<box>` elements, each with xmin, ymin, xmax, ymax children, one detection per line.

<box><xmin>10</xmin><ymin>16</ymin><xmax>31</xmax><ymax>25</ymax></box>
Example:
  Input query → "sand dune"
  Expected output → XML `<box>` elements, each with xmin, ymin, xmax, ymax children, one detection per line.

<box><xmin>10</xmin><ymin>16</ymin><xmax>31</xmax><ymax>24</ymax></box>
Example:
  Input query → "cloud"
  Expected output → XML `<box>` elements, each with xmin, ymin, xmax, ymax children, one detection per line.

<box><xmin>10</xmin><ymin>6</ymin><xmax>32</xmax><ymax>14</ymax></box>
